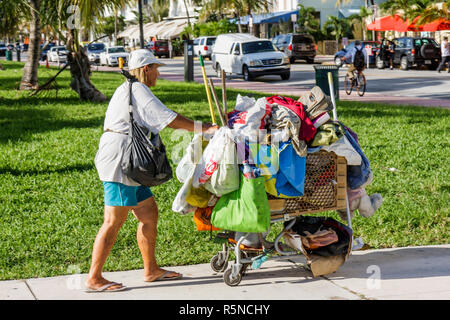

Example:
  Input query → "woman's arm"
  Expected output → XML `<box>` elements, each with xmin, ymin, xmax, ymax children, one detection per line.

<box><xmin>168</xmin><ymin>114</ymin><xmax>218</xmax><ymax>134</ymax></box>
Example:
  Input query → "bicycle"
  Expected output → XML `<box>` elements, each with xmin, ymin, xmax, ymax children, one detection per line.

<box><xmin>345</xmin><ymin>69</ymin><xmax>366</xmax><ymax>96</ymax></box>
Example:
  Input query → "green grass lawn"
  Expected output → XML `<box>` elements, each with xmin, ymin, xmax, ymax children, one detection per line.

<box><xmin>0</xmin><ymin>60</ymin><xmax>449</xmax><ymax>280</ymax></box>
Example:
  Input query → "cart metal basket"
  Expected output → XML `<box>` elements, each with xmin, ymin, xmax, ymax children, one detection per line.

<box><xmin>210</xmin><ymin>151</ymin><xmax>352</xmax><ymax>286</ymax></box>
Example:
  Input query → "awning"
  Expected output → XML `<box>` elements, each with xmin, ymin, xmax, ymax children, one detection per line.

<box><xmin>367</xmin><ymin>14</ymin><xmax>413</xmax><ymax>31</ymax></box>
<box><xmin>239</xmin><ymin>10</ymin><xmax>298</xmax><ymax>25</ymax></box>
<box><xmin>338</xmin><ymin>8</ymin><xmax>361</xmax><ymax>18</ymax></box>
<box><xmin>367</xmin><ymin>14</ymin><xmax>450</xmax><ymax>32</ymax></box>
<box><xmin>117</xmin><ymin>25</ymin><xmax>140</xmax><ymax>38</ymax></box>
<box><xmin>158</xmin><ymin>20</ymin><xmax>189</xmax><ymax>40</ymax></box>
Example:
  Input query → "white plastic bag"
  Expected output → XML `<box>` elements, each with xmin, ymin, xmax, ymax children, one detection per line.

<box><xmin>322</xmin><ymin>136</ymin><xmax>362</xmax><ymax>166</ymax></box>
<box><xmin>204</xmin><ymin>131</ymin><xmax>240</xmax><ymax>196</ymax></box>
<box><xmin>176</xmin><ymin>133</ymin><xmax>203</xmax><ymax>183</ymax></box>
<box><xmin>172</xmin><ymin>176</ymin><xmax>196</xmax><ymax>214</ymax></box>
<box><xmin>192</xmin><ymin>127</ymin><xmax>230</xmax><ymax>188</ymax></box>
<box><xmin>229</xmin><ymin>97</ymin><xmax>272</xmax><ymax>143</ymax></box>
<box><xmin>235</xmin><ymin>94</ymin><xmax>256</xmax><ymax>111</ymax></box>
<box><xmin>172</xmin><ymin>134</ymin><xmax>203</xmax><ymax>214</ymax></box>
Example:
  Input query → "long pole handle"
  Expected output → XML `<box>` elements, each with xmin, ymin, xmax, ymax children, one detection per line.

<box><xmin>199</xmin><ymin>55</ymin><xmax>217</xmax><ymax>124</ymax></box>
<box><xmin>327</xmin><ymin>72</ymin><xmax>338</xmax><ymax>121</ymax></box>
<box><xmin>221</xmin><ymin>69</ymin><xmax>228</xmax><ymax>122</ymax></box>
<box><xmin>209</xmin><ymin>78</ymin><xmax>226</xmax><ymax>127</ymax></box>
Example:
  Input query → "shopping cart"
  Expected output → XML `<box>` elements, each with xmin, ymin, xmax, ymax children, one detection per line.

<box><xmin>210</xmin><ymin>150</ymin><xmax>353</xmax><ymax>286</ymax></box>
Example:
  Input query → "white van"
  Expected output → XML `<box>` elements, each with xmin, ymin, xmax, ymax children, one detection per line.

<box><xmin>193</xmin><ymin>36</ymin><xmax>217</xmax><ymax>60</ymax></box>
<box><xmin>211</xmin><ymin>33</ymin><xmax>290</xmax><ymax>81</ymax></box>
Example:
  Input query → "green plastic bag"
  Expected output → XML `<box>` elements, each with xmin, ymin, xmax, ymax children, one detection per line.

<box><xmin>211</xmin><ymin>173</ymin><xmax>271</xmax><ymax>233</ymax></box>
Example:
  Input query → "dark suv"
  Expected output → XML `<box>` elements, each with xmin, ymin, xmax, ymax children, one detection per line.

<box><xmin>272</xmin><ymin>33</ymin><xmax>316</xmax><ymax>64</ymax></box>
<box><xmin>377</xmin><ymin>37</ymin><xmax>441</xmax><ymax>70</ymax></box>
<box><xmin>146</xmin><ymin>40</ymin><xmax>169</xmax><ymax>58</ymax></box>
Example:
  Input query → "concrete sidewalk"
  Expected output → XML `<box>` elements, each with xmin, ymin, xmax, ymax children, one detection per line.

<box><xmin>1</xmin><ymin>244</ymin><xmax>449</xmax><ymax>300</ymax></box>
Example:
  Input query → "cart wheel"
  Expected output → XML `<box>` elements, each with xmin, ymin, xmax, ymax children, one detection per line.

<box><xmin>223</xmin><ymin>268</ymin><xmax>242</xmax><ymax>286</ymax></box>
<box><xmin>210</xmin><ymin>254</ymin><xmax>228</xmax><ymax>273</ymax></box>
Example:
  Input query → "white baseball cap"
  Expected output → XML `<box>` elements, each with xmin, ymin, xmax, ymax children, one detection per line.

<box><xmin>128</xmin><ymin>49</ymin><xmax>165</xmax><ymax>70</ymax></box>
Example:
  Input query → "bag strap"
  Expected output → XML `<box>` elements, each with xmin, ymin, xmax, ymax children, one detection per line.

<box><xmin>120</xmin><ymin>70</ymin><xmax>138</xmax><ymax>126</ymax></box>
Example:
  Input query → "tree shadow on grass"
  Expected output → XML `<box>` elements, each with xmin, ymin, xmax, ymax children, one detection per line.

<box><xmin>0</xmin><ymin>163</ymin><xmax>95</xmax><ymax>176</ymax></box>
<box><xmin>0</xmin><ymin>104</ymin><xmax>104</xmax><ymax>144</ymax></box>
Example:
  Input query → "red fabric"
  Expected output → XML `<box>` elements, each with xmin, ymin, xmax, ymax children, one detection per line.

<box><xmin>367</xmin><ymin>14</ymin><xmax>416</xmax><ymax>32</ymax></box>
<box><xmin>422</xmin><ymin>19</ymin><xmax>450</xmax><ymax>31</ymax></box>
<box><xmin>266</xmin><ymin>95</ymin><xmax>317</xmax><ymax>142</ymax></box>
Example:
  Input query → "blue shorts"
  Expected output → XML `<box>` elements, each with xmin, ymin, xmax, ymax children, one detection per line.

<box><xmin>102</xmin><ymin>182</ymin><xmax>154</xmax><ymax>207</ymax></box>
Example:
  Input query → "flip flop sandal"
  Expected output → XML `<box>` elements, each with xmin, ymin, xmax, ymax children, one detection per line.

<box><xmin>84</xmin><ymin>282</ymin><xmax>127</xmax><ymax>293</ymax></box>
<box><xmin>145</xmin><ymin>271</ymin><xmax>183</xmax><ymax>282</ymax></box>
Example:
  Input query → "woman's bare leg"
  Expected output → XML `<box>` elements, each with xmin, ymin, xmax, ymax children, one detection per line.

<box><xmin>132</xmin><ymin>196</ymin><xmax>181</xmax><ymax>281</ymax></box>
<box><xmin>85</xmin><ymin>205</ymin><xmax>130</xmax><ymax>290</ymax></box>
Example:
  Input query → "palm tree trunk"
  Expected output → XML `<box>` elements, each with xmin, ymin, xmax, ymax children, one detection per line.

<box><xmin>20</xmin><ymin>0</ymin><xmax>41</xmax><ymax>90</ymax></box>
<box><xmin>66</xmin><ymin>29</ymin><xmax>106</xmax><ymax>102</ymax></box>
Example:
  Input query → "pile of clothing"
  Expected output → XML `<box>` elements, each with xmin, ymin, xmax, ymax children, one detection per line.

<box><xmin>172</xmin><ymin>86</ymin><xmax>382</xmax><ymax>232</ymax></box>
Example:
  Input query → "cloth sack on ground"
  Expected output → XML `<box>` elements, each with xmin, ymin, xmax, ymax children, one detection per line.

<box><xmin>298</xmin><ymin>86</ymin><xmax>333</xmax><ymax>120</ymax></box>
<box><xmin>268</xmin><ymin>105</ymin><xmax>307</xmax><ymax>157</ymax></box>
<box><xmin>211</xmin><ymin>173</ymin><xmax>271</xmax><ymax>233</ymax></box>
<box><xmin>300</xmin><ymin>228</ymin><xmax>339</xmax><ymax>250</ymax></box>
<box><xmin>266</xmin><ymin>95</ymin><xmax>316</xmax><ymax>142</ymax></box>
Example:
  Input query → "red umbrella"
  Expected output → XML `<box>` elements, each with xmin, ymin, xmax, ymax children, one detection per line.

<box><xmin>421</xmin><ymin>19</ymin><xmax>450</xmax><ymax>31</ymax></box>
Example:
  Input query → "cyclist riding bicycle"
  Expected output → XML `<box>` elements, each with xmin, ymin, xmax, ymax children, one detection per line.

<box><xmin>341</xmin><ymin>40</ymin><xmax>368</xmax><ymax>81</ymax></box>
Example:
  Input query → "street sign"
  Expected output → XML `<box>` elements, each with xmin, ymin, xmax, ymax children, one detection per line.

<box><xmin>291</xmin><ymin>14</ymin><xmax>297</xmax><ymax>22</ymax></box>
<box><xmin>365</xmin><ymin>45</ymin><xmax>373</xmax><ymax>56</ymax></box>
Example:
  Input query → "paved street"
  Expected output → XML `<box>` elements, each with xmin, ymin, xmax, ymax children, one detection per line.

<box><xmin>157</xmin><ymin>56</ymin><xmax>450</xmax><ymax>102</ymax></box>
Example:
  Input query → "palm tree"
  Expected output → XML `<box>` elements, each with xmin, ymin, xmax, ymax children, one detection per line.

<box><xmin>415</xmin><ymin>1</ymin><xmax>450</xmax><ymax>25</ymax></box>
<box><xmin>323</xmin><ymin>15</ymin><xmax>351</xmax><ymax>42</ymax></box>
<box><xmin>20</xmin><ymin>0</ymin><xmax>41</xmax><ymax>90</ymax></box>
<box><xmin>347</xmin><ymin>6</ymin><xmax>372</xmax><ymax>40</ymax></box>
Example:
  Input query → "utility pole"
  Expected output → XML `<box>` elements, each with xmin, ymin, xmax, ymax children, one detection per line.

<box><xmin>138</xmin><ymin>0</ymin><xmax>144</xmax><ymax>48</ymax></box>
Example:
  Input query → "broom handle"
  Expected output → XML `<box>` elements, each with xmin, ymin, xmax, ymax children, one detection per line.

<box><xmin>199</xmin><ymin>55</ymin><xmax>217</xmax><ymax>125</ymax></box>
<box><xmin>221</xmin><ymin>69</ymin><xmax>228</xmax><ymax>123</ymax></box>
<box><xmin>208</xmin><ymin>78</ymin><xmax>226</xmax><ymax>127</ymax></box>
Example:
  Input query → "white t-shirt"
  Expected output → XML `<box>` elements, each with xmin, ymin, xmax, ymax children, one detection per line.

<box><xmin>441</xmin><ymin>42</ymin><xmax>450</xmax><ymax>57</ymax></box>
<box><xmin>95</xmin><ymin>81</ymin><xmax>178</xmax><ymax>186</ymax></box>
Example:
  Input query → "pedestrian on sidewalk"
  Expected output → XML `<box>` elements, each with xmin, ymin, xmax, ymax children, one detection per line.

<box><xmin>86</xmin><ymin>49</ymin><xmax>218</xmax><ymax>292</ymax></box>
<box><xmin>437</xmin><ymin>36</ymin><xmax>450</xmax><ymax>73</ymax></box>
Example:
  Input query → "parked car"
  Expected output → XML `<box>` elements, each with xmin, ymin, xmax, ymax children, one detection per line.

<box><xmin>48</xmin><ymin>46</ymin><xmax>69</xmax><ymax>63</ymax></box>
<box><xmin>376</xmin><ymin>37</ymin><xmax>441</xmax><ymax>70</ymax></box>
<box><xmin>193</xmin><ymin>36</ymin><xmax>217</xmax><ymax>60</ymax></box>
<box><xmin>334</xmin><ymin>40</ymin><xmax>380</xmax><ymax>67</ymax></box>
<box><xmin>0</xmin><ymin>43</ymin><xmax>7</xmax><ymax>56</ymax></box>
<box><xmin>99</xmin><ymin>46</ymin><xmax>129</xmax><ymax>67</ymax></box>
<box><xmin>272</xmin><ymin>33</ymin><xmax>317</xmax><ymax>64</ymax></box>
<box><xmin>212</xmin><ymin>33</ymin><xmax>290</xmax><ymax>81</ymax></box>
<box><xmin>40</xmin><ymin>43</ymin><xmax>56</xmax><ymax>61</ymax></box>
<box><xmin>85</xmin><ymin>42</ymin><xmax>106</xmax><ymax>63</ymax></box>
<box><xmin>146</xmin><ymin>40</ymin><xmax>169</xmax><ymax>58</ymax></box>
